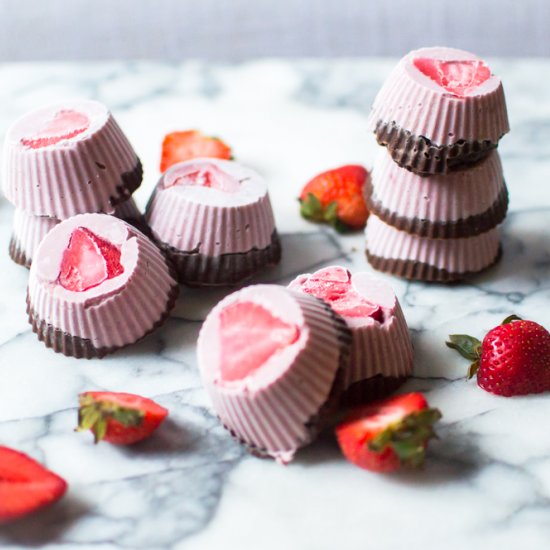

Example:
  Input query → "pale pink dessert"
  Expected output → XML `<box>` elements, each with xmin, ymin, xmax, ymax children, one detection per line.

<box><xmin>9</xmin><ymin>198</ymin><xmax>146</xmax><ymax>269</ymax></box>
<box><xmin>27</xmin><ymin>213</ymin><xmax>178</xmax><ymax>358</ymax></box>
<box><xmin>197</xmin><ymin>285</ymin><xmax>351</xmax><ymax>463</ymax></box>
<box><xmin>367</xmin><ymin>149</ymin><xmax>508</xmax><ymax>238</ymax></box>
<box><xmin>2</xmin><ymin>100</ymin><xmax>142</xmax><ymax>218</ymax></box>
<box><xmin>146</xmin><ymin>158</ymin><xmax>281</xmax><ymax>286</ymax></box>
<box><xmin>289</xmin><ymin>266</ymin><xmax>413</xmax><ymax>404</ymax></box>
<box><xmin>368</xmin><ymin>47</ymin><xmax>509</xmax><ymax>174</ymax></box>
<box><xmin>366</xmin><ymin>214</ymin><xmax>501</xmax><ymax>282</ymax></box>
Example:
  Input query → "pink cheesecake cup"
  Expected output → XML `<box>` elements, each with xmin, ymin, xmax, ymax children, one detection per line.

<box><xmin>366</xmin><ymin>149</ymin><xmax>508</xmax><ymax>238</ymax></box>
<box><xmin>27</xmin><ymin>213</ymin><xmax>178</xmax><ymax>358</ymax></box>
<box><xmin>146</xmin><ymin>158</ymin><xmax>281</xmax><ymax>287</ymax></box>
<box><xmin>366</xmin><ymin>214</ymin><xmax>502</xmax><ymax>282</ymax></box>
<box><xmin>197</xmin><ymin>285</ymin><xmax>351</xmax><ymax>463</ymax></box>
<box><xmin>368</xmin><ymin>47</ymin><xmax>509</xmax><ymax>175</ymax></box>
<box><xmin>2</xmin><ymin>100</ymin><xmax>142</xmax><ymax>218</ymax></box>
<box><xmin>289</xmin><ymin>266</ymin><xmax>413</xmax><ymax>405</ymax></box>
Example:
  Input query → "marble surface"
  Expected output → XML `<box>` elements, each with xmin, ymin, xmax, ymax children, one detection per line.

<box><xmin>1</xmin><ymin>59</ymin><xmax>550</xmax><ymax>550</ymax></box>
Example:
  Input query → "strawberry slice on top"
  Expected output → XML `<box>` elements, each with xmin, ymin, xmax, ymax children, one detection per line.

<box><xmin>413</xmin><ymin>58</ymin><xmax>491</xmax><ymax>97</ymax></box>
<box><xmin>78</xmin><ymin>392</ymin><xmax>168</xmax><ymax>445</ymax></box>
<box><xmin>218</xmin><ymin>301</ymin><xmax>300</xmax><ymax>382</ymax></box>
<box><xmin>57</xmin><ymin>227</ymin><xmax>124</xmax><ymax>292</ymax></box>
<box><xmin>160</xmin><ymin>130</ymin><xmax>232</xmax><ymax>173</ymax></box>
<box><xmin>299</xmin><ymin>165</ymin><xmax>369</xmax><ymax>233</ymax></box>
<box><xmin>336</xmin><ymin>392</ymin><xmax>441</xmax><ymax>473</ymax></box>
<box><xmin>0</xmin><ymin>446</ymin><xmax>67</xmax><ymax>523</ymax></box>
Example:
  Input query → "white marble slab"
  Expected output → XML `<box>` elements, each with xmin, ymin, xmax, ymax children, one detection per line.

<box><xmin>1</xmin><ymin>59</ymin><xmax>550</xmax><ymax>550</ymax></box>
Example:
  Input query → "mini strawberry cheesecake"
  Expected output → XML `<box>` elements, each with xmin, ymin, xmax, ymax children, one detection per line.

<box><xmin>27</xmin><ymin>214</ymin><xmax>178</xmax><ymax>358</ymax></box>
<box><xmin>2</xmin><ymin>100</ymin><xmax>142</xmax><ymax>218</ymax></box>
<box><xmin>197</xmin><ymin>285</ymin><xmax>351</xmax><ymax>463</ymax></box>
<box><xmin>146</xmin><ymin>158</ymin><xmax>281</xmax><ymax>286</ymax></box>
<box><xmin>289</xmin><ymin>266</ymin><xmax>413</xmax><ymax>404</ymax></box>
<box><xmin>366</xmin><ymin>214</ymin><xmax>502</xmax><ymax>282</ymax></box>
<box><xmin>368</xmin><ymin>47</ymin><xmax>509</xmax><ymax>175</ymax></box>
<box><xmin>9</xmin><ymin>198</ymin><xmax>146</xmax><ymax>269</ymax></box>
<box><xmin>366</xmin><ymin>150</ymin><xmax>508</xmax><ymax>239</ymax></box>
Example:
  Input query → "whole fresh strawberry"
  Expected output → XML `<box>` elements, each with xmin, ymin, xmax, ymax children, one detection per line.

<box><xmin>335</xmin><ymin>392</ymin><xmax>441</xmax><ymax>472</ymax></box>
<box><xmin>299</xmin><ymin>165</ymin><xmax>369</xmax><ymax>232</ymax></box>
<box><xmin>160</xmin><ymin>130</ymin><xmax>232</xmax><ymax>172</ymax></box>
<box><xmin>0</xmin><ymin>446</ymin><xmax>67</xmax><ymax>523</ymax></box>
<box><xmin>78</xmin><ymin>392</ymin><xmax>168</xmax><ymax>445</ymax></box>
<box><xmin>447</xmin><ymin>315</ymin><xmax>550</xmax><ymax>396</ymax></box>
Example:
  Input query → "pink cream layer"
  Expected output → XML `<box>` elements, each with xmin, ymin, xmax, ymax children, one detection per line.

<box><xmin>367</xmin><ymin>46</ymin><xmax>509</xmax><ymax>145</ymax></box>
<box><xmin>366</xmin><ymin>214</ymin><xmax>501</xmax><ymax>273</ymax></box>
<box><xmin>197</xmin><ymin>285</ymin><xmax>345</xmax><ymax>463</ymax></box>
<box><xmin>146</xmin><ymin>158</ymin><xmax>276</xmax><ymax>256</ymax></box>
<box><xmin>289</xmin><ymin>266</ymin><xmax>413</xmax><ymax>390</ymax></box>
<box><xmin>370</xmin><ymin>149</ymin><xmax>505</xmax><ymax>222</ymax></box>
<box><xmin>28</xmin><ymin>213</ymin><xmax>177</xmax><ymax>349</ymax></box>
<box><xmin>2</xmin><ymin>100</ymin><xmax>140</xmax><ymax>218</ymax></box>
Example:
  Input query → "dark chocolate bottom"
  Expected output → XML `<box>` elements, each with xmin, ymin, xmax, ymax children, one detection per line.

<box><xmin>340</xmin><ymin>375</ymin><xmax>408</xmax><ymax>408</ymax></box>
<box><xmin>109</xmin><ymin>159</ymin><xmax>144</xmax><ymax>208</ymax></box>
<box><xmin>366</xmin><ymin>246</ymin><xmax>503</xmax><ymax>283</ymax></box>
<box><xmin>26</xmin><ymin>283</ymin><xmax>179</xmax><ymax>359</ymax></box>
<box><xmin>158</xmin><ymin>231</ymin><xmax>282</xmax><ymax>287</ymax></box>
<box><xmin>9</xmin><ymin>236</ymin><xmax>31</xmax><ymax>269</ymax></box>
<box><xmin>365</xmin><ymin>179</ymin><xmax>509</xmax><ymax>239</ymax></box>
<box><xmin>220</xmin><ymin>299</ymin><xmax>352</xmax><ymax>461</ymax></box>
<box><xmin>374</xmin><ymin>120</ymin><xmax>499</xmax><ymax>176</ymax></box>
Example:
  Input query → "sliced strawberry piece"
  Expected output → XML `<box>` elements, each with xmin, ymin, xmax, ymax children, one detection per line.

<box><xmin>0</xmin><ymin>446</ymin><xmax>67</xmax><ymax>523</ymax></box>
<box><xmin>160</xmin><ymin>130</ymin><xmax>232</xmax><ymax>172</ymax></box>
<box><xmin>447</xmin><ymin>315</ymin><xmax>550</xmax><ymax>396</ymax></box>
<box><xmin>218</xmin><ymin>302</ymin><xmax>300</xmax><ymax>382</ymax></box>
<box><xmin>21</xmin><ymin>109</ymin><xmax>90</xmax><ymax>149</ymax></box>
<box><xmin>336</xmin><ymin>392</ymin><xmax>441</xmax><ymax>473</ymax></box>
<box><xmin>164</xmin><ymin>161</ymin><xmax>240</xmax><ymax>192</ymax></box>
<box><xmin>299</xmin><ymin>165</ymin><xmax>369</xmax><ymax>232</ymax></box>
<box><xmin>413</xmin><ymin>58</ymin><xmax>491</xmax><ymax>97</ymax></box>
<box><xmin>300</xmin><ymin>266</ymin><xmax>382</xmax><ymax>320</ymax></box>
<box><xmin>58</xmin><ymin>227</ymin><xmax>124</xmax><ymax>292</ymax></box>
<box><xmin>78</xmin><ymin>392</ymin><xmax>168</xmax><ymax>445</ymax></box>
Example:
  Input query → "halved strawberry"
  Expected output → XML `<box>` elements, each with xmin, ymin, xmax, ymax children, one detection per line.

<box><xmin>58</xmin><ymin>227</ymin><xmax>124</xmax><ymax>292</ymax></box>
<box><xmin>218</xmin><ymin>301</ymin><xmax>300</xmax><ymax>382</ymax></box>
<box><xmin>299</xmin><ymin>165</ymin><xmax>369</xmax><ymax>233</ymax></box>
<box><xmin>447</xmin><ymin>315</ymin><xmax>550</xmax><ymax>396</ymax></box>
<box><xmin>335</xmin><ymin>392</ymin><xmax>441</xmax><ymax>472</ymax></box>
<box><xmin>77</xmin><ymin>392</ymin><xmax>168</xmax><ymax>445</ymax></box>
<box><xmin>0</xmin><ymin>446</ymin><xmax>67</xmax><ymax>523</ymax></box>
<box><xmin>160</xmin><ymin>130</ymin><xmax>232</xmax><ymax>172</ymax></box>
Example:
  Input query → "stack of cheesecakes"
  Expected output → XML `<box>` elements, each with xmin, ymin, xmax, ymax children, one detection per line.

<box><xmin>365</xmin><ymin>47</ymin><xmax>510</xmax><ymax>282</ymax></box>
<box><xmin>3</xmin><ymin>99</ymin><xmax>145</xmax><ymax>268</ymax></box>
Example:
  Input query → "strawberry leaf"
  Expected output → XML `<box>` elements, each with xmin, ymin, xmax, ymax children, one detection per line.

<box><xmin>446</xmin><ymin>334</ymin><xmax>482</xmax><ymax>361</ymax></box>
<box><xmin>299</xmin><ymin>193</ymin><xmax>325</xmax><ymax>222</ymax></box>
<box><xmin>467</xmin><ymin>359</ymin><xmax>480</xmax><ymax>380</ymax></box>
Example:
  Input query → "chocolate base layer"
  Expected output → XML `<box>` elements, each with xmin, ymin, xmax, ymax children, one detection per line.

<box><xmin>219</xmin><ymin>300</ymin><xmax>352</xmax><ymax>461</ymax></box>
<box><xmin>157</xmin><ymin>231</ymin><xmax>282</xmax><ymax>287</ymax></box>
<box><xmin>9</xmin><ymin>236</ymin><xmax>31</xmax><ymax>269</ymax></box>
<box><xmin>340</xmin><ymin>375</ymin><xmax>408</xmax><ymax>408</ymax></box>
<box><xmin>366</xmin><ymin>245</ymin><xmax>503</xmax><ymax>283</ymax></box>
<box><xmin>365</xmin><ymin>179</ymin><xmax>509</xmax><ymax>239</ymax></box>
<box><xmin>26</xmin><ymin>282</ymin><xmax>179</xmax><ymax>359</ymax></box>
<box><xmin>109</xmin><ymin>159</ymin><xmax>143</xmax><ymax>208</ymax></box>
<box><xmin>374</xmin><ymin>120</ymin><xmax>499</xmax><ymax>176</ymax></box>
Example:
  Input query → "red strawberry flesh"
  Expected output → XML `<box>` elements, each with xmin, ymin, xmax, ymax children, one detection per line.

<box><xmin>413</xmin><ymin>58</ymin><xmax>491</xmax><ymax>97</ymax></box>
<box><xmin>58</xmin><ymin>227</ymin><xmax>124</xmax><ymax>292</ymax></box>
<box><xmin>21</xmin><ymin>109</ymin><xmax>90</xmax><ymax>149</ymax></box>
<box><xmin>164</xmin><ymin>162</ymin><xmax>240</xmax><ymax>192</ymax></box>
<box><xmin>218</xmin><ymin>301</ymin><xmax>300</xmax><ymax>382</ymax></box>
<box><xmin>0</xmin><ymin>446</ymin><xmax>67</xmax><ymax>523</ymax></box>
<box><xmin>300</xmin><ymin>266</ymin><xmax>382</xmax><ymax>320</ymax></box>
